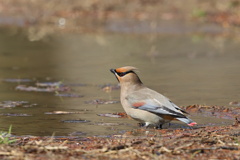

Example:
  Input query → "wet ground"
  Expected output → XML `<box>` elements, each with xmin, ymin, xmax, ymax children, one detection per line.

<box><xmin>0</xmin><ymin>28</ymin><xmax>239</xmax><ymax>137</ymax></box>
<box><xmin>0</xmin><ymin>116</ymin><xmax>239</xmax><ymax>159</ymax></box>
<box><xmin>0</xmin><ymin>26</ymin><xmax>240</xmax><ymax>137</ymax></box>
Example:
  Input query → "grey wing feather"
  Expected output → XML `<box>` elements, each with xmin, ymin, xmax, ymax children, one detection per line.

<box><xmin>126</xmin><ymin>88</ymin><xmax>187</xmax><ymax>118</ymax></box>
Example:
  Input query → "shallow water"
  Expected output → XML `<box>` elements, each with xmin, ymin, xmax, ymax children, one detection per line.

<box><xmin>0</xmin><ymin>27</ymin><xmax>239</xmax><ymax>136</ymax></box>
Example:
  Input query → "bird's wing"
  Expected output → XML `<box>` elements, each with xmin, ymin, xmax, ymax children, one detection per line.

<box><xmin>169</xmin><ymin>100</ymin><xmax>189</xmax><ymax>114</ymax></box>
<box><xmin>126</xmin><ymin>89</ymin><xmax>186</xmax><ymax>118</ymax></box>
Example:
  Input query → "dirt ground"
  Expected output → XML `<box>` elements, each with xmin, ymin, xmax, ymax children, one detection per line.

<box><xmin>0</xmin><ymin>120</ymin><xmax>239</xmax><ymax>159</ymax></box>
<box><xmin>0</xmin><ymin>105</ymin><xmax>239</xmax><ymax>160</ymax></box>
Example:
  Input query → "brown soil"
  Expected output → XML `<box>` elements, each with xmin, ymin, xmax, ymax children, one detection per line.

<box><xmin>0</xmin><ymin>105</ymin><xmax>239</xmax><ymax>160</ymax></box>
<box><xmin>1</xmin><ymin>0</ymin><xmax>240</xmax><ymax>33</ymax></box>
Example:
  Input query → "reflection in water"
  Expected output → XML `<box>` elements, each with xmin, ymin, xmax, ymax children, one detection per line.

<box><xmin>0</xmin><ymin>27</ymin><xmax>239</xmax><ymax>136</ymax></box>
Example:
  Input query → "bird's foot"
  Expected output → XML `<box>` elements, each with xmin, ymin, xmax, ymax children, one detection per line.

<box><xmin>155</xmin><ymin>124</ymin><xmax>163</xmax><ymax>129</ymax></box>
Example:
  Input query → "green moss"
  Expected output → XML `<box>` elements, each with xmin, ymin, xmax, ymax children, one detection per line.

<box><xmin>192</xmin><ymin>9</ymin><xmax>207</xmax><ymax>18</ymax></box>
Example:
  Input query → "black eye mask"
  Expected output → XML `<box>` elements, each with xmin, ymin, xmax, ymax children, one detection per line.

<box><xmin>116</xmin><ymin>70</ymin><xmax>134</xmax><ymax>77</ymax></box>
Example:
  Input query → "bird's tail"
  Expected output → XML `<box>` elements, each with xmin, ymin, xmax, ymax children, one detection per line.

<box><xmin>176</xmin><ymin>117</ymin><xmax>197</xmax><ymax>126</ymax></box>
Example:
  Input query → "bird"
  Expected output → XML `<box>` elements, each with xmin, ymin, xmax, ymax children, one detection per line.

<box><xmin>110</xmin><ymin>66</ymin><xmax>197</xmax><ymax>129</ymax></box>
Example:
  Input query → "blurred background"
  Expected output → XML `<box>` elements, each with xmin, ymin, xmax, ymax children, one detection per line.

<box><xmin>0</xmin><ymin>0</ymin><xmax>239</xmax><ymax>136</ymax></box>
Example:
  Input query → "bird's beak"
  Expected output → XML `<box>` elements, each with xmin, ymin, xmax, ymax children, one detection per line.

<box><xmin>110</xmin><ymin>68</ymin><xmax>120</xmax><ymax>82</ymax></box>
<box><xmin>110</xmin><ymin>69</ymin><xmax>116</xmax><ymax>74</ymax></box>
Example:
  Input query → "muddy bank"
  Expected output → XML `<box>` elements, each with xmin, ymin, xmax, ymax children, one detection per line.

<box><xmin>0</xmin><ymin>0</ymin><xmax>240</xmax><ymax>34</ymax></box>
<box><xmin>0</xmin><ymin>105</ymin><xmax>239</xmax><ymax>159</ymax></box>
<box><xmin>1</xmin><ymin>122</ymin><xmax>239</xmax><ymax>159</ymax></box>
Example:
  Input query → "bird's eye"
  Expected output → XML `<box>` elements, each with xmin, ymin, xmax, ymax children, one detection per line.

<box><xmin>117</xmin><ymin>72</ymin><xmax>126</xmax><ymax>77</ymax></box>
<box><xmin>116</xmin><ymin>71</ymin><xmax>134</xmax><ymax>77</ymax></box>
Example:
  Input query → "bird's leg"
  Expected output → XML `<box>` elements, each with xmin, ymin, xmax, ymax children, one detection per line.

<box><xmin>138</xmin><ymin>122</ymin><xmax>145</xmax><ymax>127</ymax></box>
<box><xmin>155</xmin><ymin>124</ymin><xmax>163</xmax><ymax>129</ymax></box>
<box><xmin>138</xmin><ymin>122</ymin><xmax>151</xmax><ymax>129</ymax></box>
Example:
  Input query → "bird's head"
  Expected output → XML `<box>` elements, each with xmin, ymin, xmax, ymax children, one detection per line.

<box><xmin>110</xmin><ymin>66</ymin><xmax>142</xmax><ymax>84</ymax></box>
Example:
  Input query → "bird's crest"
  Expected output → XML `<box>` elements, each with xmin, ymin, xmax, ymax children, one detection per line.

<box><xmin>115</xmin><ymin>66</ymin><xmax>138</xmax><ymax>73</ymax></box>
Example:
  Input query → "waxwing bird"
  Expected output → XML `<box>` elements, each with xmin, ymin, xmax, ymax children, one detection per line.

<box><xmin>110</xmin><ymin>66</ymin><xmax>197</xmax><ymax>128</ymax></box>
